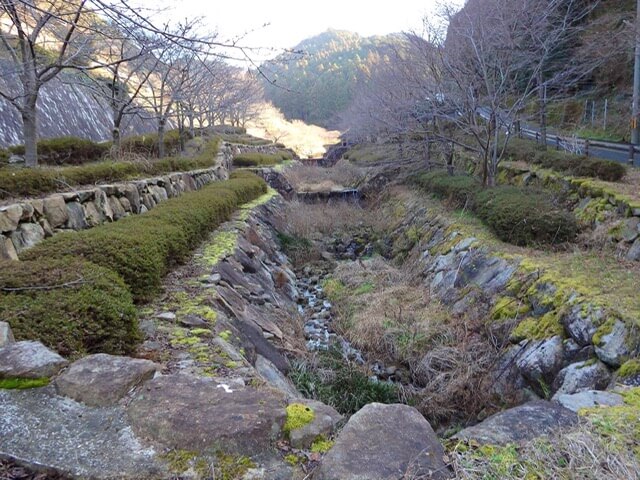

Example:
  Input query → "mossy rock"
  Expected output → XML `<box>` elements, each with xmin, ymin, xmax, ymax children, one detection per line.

<box><xmin>0</xmin><ymin>258</ymin><xmax>140</xmax><ymax>357</ymax></box>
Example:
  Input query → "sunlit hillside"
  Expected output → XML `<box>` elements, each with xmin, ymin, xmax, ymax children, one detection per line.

<box><xmin>246</xmin><ymin>102</ymin><xmax>341</xmax><ymax>158</ymax></box>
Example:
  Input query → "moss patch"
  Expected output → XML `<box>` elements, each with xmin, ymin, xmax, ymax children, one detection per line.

<box><xmin>0</xmin><ymin>377</ymin><xmax>50</xmax><ymax>389</ymax></box>
<box><xmin>618</xmin><ymin>359</ymin><xmax>640</xmax><ymax>378</ymax></box>
<box><xmin>284</xmin><ymin>403</ymin><xmax>315</xmax><ymax>433</ymax></box>
<box><xmin>491</xmin><ymin>296</ymin><xmax>531</xmax><ymax>321</ymax></box>
<box><xmin>215</xmin><ymin>452</ymin><xmax>256</xmax><ymax>480</ymax></box>
<box><xmin>160</xmin><ymin>450</ymin><xmax>209</xmax><ymax>477</ymax></box>
<box><xmin>310</xmin><ymin>437</ymin><xmax>334</xmax><ymax>453</ymax></box>
<box><xmin>511</xmin><ymin>311</ymin><xmax>565</xmax><ymax>342</ymax></box>
<box><xmin>203</xmin><ymin>230</ymin><xmax>239</xmax><ymax>266</ymax></box>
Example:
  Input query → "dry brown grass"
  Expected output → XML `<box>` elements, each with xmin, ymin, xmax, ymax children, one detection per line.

<box><xmin>284</xmin><ymin>160</ymin><xmax>366</xmax><ymax>192</ymax></box>
<box><xmin>283</xmin><ymin>200</ymin><xmax>386</xmax><ymax>240</ymax></box>
<box><xmin>449</xmin><ymin>421</ymin><xmax>640</xmax><ymax>480</ymax></box>
<box><xmin>327</xmin><ymin>257</ymin><xmax>503</xmax><ymax>426</ymax></box>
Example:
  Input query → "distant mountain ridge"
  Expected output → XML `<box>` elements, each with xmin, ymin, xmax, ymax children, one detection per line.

<box><xmin>262</xmin><ymin>29</ymin><xmax>399</xmax><ymax>128</ymax></box>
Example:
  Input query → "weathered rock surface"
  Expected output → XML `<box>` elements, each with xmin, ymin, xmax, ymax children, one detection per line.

<box><xmin>0</xmin><ymin>341</ymin><xmax>68</xmax><ymax>378</ymax></box>
<box><xmin>288</xmin><ymin>399</ymin><xmax>342</xmax><ymax>449</ymax></box>
<box><xmin>554</xmin><ymin>390</ymin><xmax>624</xmax><ymax>412</ymax></box>
<box><xmin>595</xmin><ymin>319</ymin><xmax>638</xmax><ymax>367</ymax></box>
<box><xmin>552</xmin><ymin>360</ymin><xmax>611</xmax><ymax>397</ymax></box>
<box><xmin>55</xmin><ymin>354</ymin><xmax>159</xmax><ymax>407</ymax></box>
<box><xmin>314</xmin><ymin>403</ymin><xmax>450</xmax><ymax>480</ymax></box>
<box><xmin>127</xmin><ymin>374</ymin><xmax>286</xmax><ymax>455</ymax></box>
<box><xmin>255</xmin><ymin>354</ymin><xmax>300</xmax><ymax>399</ymax></box>
<box><xmin>516</xmin><ymin>336</ymin><xmax>565</xmax><ymax>390</ymax></box>
<box><xmin>0</xmin><ymin>387</ymin><xmax>165</xmax><ymax>479</ymax></box>
<box><xmin>455</xmin><ymin>400</ymin><xmax>578</xmax><ymax>445</ymax></box>
<box><xmin>0</xmin><ymin>321</ymin><xmax>15</xmax><ymax>348</ymax></box>
<box><xmin>561</xmin><ymin>305</ymin><xmax>602</xmax><ymax>347</ymax></box>
<box><xmin>43</xmin><ymin>195</ymin><xmax>68</xmax><ymax>228</ymax></box>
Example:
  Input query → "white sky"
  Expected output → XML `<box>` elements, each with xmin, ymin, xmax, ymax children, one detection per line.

<box><xmin>146</xmin><ymin>0</ymin><xmax>459</xmax><ymax>61</ymax></box>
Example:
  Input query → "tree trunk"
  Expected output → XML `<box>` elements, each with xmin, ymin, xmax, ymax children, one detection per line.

<box><xmin>112</xmin><ymin>126</ymin><xmax>121</xmax><ymax>154</ymax></box>
<box><xmin>158</xmin><ymin>118</ymin><xmax>166</xmax><ymax>158</ymax></box>
<box><xmin>538</xmin><ymin>71</ymin><xmax>547</xmax><ymax>151</ymax></box>
<box><xmin>22</xmin><ymin>99</ymin><xmax>38</xmax><ymax>168</ymax></box>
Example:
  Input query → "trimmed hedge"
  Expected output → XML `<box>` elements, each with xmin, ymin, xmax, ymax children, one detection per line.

<box><xmin>506</xmin><ymin>139</ymin><xmax>626</xmax><ymax>182</ymax></box>
<box><xmin>23</xmin><ymin>172</ymin><xmax>267</xmax><ymax>302</ymax></box>
<box><xmin>475</xmin><ymin>186</ymin><xmax>578</xmax><ymax>246</ymax></box>
<box><xmin>0</xmin><ymin>258</ymin><xmax>140</xmax><ymax>357</ymax></box>
<box><xmin>0</xmin><ymin>137</ymin><xmax>220</xmax><ymax>199</ymax></box>
<box><xmin>9</xmin><ymin>136</ymin><xmax>110</xmax><ymax>166</ymax></box>
<box><xmin>233</xmin><ymin>151</ymin><xmax>292</xmax><ymax>167</ymax></box>
<box><xmin>413</xmin><ymin>170</ymin><xmax>578</xmax><ymax>246</ymax></box>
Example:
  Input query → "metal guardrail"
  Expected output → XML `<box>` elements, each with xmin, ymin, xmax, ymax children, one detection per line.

<box><xmin>519</xmin><ymin>127</ymin><xmax>638</xmax><ymax>165</ymax></box>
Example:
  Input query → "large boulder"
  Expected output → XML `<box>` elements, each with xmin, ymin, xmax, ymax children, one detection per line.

<box><xmin>516</xmin><ymin>336</ymin><xmax>565</xmax><ymax>392</ymax></box>
<box><xmin>55</xmin><ymin>354</ymin><xmax>160</xmax><ymax>407</ymax></box>
<box><xmin>0</xmin><ymin>387</ymin><xmax>165</xmax><ymax>479</ymax></box>
<box><xmin>551</xmin><ymin>360</ymin><xmax>611</xmax><ymax>397</ymax></box>
<box><xmin>314</xmin><ymin>403</ymin><xmax>450</xmax><ymax>480</ymax></box>
<box><xmin>595</xmin><ymin>319</ymin><xmax>639</xmax><ymax>367</ymax></box>
<box><xmin>0</xmin><ymin>341</ymin><xmax>68</xmax><ymax>379</ymax></box>
<box><xmin>43</xmin><ymin>195</ymin><xmax>68</xmax><ymax>228</ymax></box>
<box><xmin>127</xmin><ymin>374</ymin><xmax>286</xmax><ymax>455</ymax></box>
<box><xmin>455</xmin><ymin>400</ymin><xmax>578</xmax><ymax>445</ymax></box>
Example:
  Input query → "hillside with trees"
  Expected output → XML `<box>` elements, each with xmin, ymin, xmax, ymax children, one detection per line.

<box><xmin>262</xmin><ymin>29</ymin><xmax>399</xmax><ymax>127</ymax></box>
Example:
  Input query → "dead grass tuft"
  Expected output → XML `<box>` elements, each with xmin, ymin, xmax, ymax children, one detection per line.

<box><xmin>284</xmin><ymin>160</ymin><xmax>365</xmax><ymax>192</ymax></box>
<box><xmin>449</xmin><ymin>420</ymin><xmax>640</xmax><ymax>479</ymax></box>
<box><xmin>327</xmin><ymin>257</ymin><xmax>503</xmax><ymax>426</ymax></box>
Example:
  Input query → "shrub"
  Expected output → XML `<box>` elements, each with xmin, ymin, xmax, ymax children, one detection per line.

<box><xmin>210</xmin><ymin>125</ymin><xmax>247</xmax><ymax>135</ymax></box>
<box><xmin>506</xmin><ymin>139</ymin><xmax>626</xmax><ymax>182</ymax></box>
<box><xmin>0</xmin><ymin>138</ymin><xmax>221</xmax><ymax>199</ymax></box>
<box><xmin>233</xmin><ymin>152</ymin><xmax>285</xmax><ymax>167</ymax></box>
<box><xmin>413</xmin><ymin>170</ymin><xmax>578</xmax><ymax>246</ymax></box>
<box><xmin>475</xmin><ymin>186</ymin><xmax>578</xmax><ymax>246</ymax></box>
<box><xmin>23</xmin><ymin>173</ymin><xmax>267</xmax><ymax>301</ymax></box>
<box><xmin>288</xmin><ymin>349</ymin><xmax>399</xmax><ymax>415</ymax></box>
<box><xmin>0</xmin><ymin>258</ymin><xmax>140</xmax><ymax>357</ymax></box>
<box><xmin>8</xmin><ymin>136</ymin><xmax>110</xmax><ymax>166</ymax></box>
<box><xmin>120</xmin><ymin>129</ymin><xmax>191</xmax><ymax>157</ymax></box>
<box><xmin>412</xmin><ymin>170</ymin><xmax>481</xmax><ymax>208</ymax></box>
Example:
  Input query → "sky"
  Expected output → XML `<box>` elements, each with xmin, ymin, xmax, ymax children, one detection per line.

<box><xmin>147</xmin><ymin>0</ymin><xmax>460</xmax><ymax>61</ymax></box>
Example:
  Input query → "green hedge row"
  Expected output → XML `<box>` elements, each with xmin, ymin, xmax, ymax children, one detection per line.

<box><xmin>413</xmin><ymin>170</ymin><xmax>578</xmax><ymax>246</ymax></box>
<box><xmin>120</xmin><ymin>129</ymin><xmax>190</xmax><ymax>157</ymax></box>
<box><xmin>23</xmin><ymin>172</ymin><xmax>266</xmax><ymax>302</ymax></box>
<box><xmin>506</xmin><ymin>139</ymin><xmax>626</xmax><ymax>182</ymax></box>
<box><xmin>3</xmin><ymin>173</ymin><xmax>267</xmax><ymax>357</ymax></box>
<box><xmin>0</xmin><ymin>259</ymin><xmax>140</xmax><ymax>357</ymax></box>
<box><xmin>9</xmin><ymin>136</ymin><xmax>111</xmax><ymax>166</ymax></box>
<box><xmin>233</xmin><ymin>151</ymin><xmax>293</xmax><ymax>167</ymax></box>
<box><xmin>0</xmin><ymin>138</ymin><xmax>220</xmax><ymax>199</ymax></box>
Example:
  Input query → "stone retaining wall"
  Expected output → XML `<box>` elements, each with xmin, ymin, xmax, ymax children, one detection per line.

<box><xmin>393</xmin><ymin>195</ymin><xmax>639</xmax><ymax>400</ymax></box>
<box><xmin>0</xmin><ymin>163</ymin><xmax>228</xmax><ymax>260</ymax></box>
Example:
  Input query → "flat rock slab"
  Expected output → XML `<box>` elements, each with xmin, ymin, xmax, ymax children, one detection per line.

<box><xmin>0</xmin><ymin>387</ymin><xmax>165</xmax><ymax>479</ymax></box>
<box><xmin>314</xmin><ymin>403</ymin><xmax>450</xmax><ymax>480</ymax></box>
<box><xmin>55</xmin><ymin>354</ymin><xmax>160</xmax><ymax>407</ymax></box>
<box><xmin>0</xmin><ymin>341</ymin><xmax>68</xmax><ymax>379</ymax></box>
<box><xmin>555</xmin><ymin>390</ymin><xmax>624</xmax><ymax>412</ymax></box>
<box><xmin>127</xmin><ymin>374</ymin><xmax>286</xmax><ymax>455</ymax></box>
<box><xmin>455</xmin><ymin>400</ymin><xmax>578</xmax><ymax>445</ymax></box>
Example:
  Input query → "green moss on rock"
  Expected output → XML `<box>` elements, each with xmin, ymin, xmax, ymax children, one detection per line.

<box><xmin>0</xmin><ymin>377</ymin><xmax>50</xmax><ymax>389</ymax></box>
<box><xmin>618</xmin><ymin>359</ymin><xmax>640</xmax><ymax>378</ymax></box>
<box><xmin>511</xmin><ymin>311</ymin><xmax>565</xmax><ymax>342</ymax></box>
<box><xmin>284</xmin><ymin>403</ymin><xmax>315</xmax><ymax>433</ymax></box>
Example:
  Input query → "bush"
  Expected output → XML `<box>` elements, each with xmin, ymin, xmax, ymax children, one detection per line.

<box><xmin>475</xmin><ymin>186</ymin><xmax>578</xmax><ymax>246</ymax></box>
<box><xmin>23</xmin><ymin>172</ymin><xmax>267</xmax><ymax>301</ymax></box>
<box><xmin>0</xmin><ymin>258</ymin><xmax>140</xmax><ymax>357</ymax></box>
<box><xmin>0</xmin><ymin>138</ymin><xmax>221</xmax><ymax>199</ymax></box>
<box><xmin>233</xmin><ymin>152</ymin><xmax>285</xmax><ymax>167</ymax></box>
<box><xmin>506</xmin><ymin>139</ymin><xmax>626</xmax><ymax>182</ymax></box>
<box><xmin>289</xmin><ymin>349</ymin><xmax>399</xmax><ymax>415</ymax></box>
<box><xmin>8</xmin><ymin>136</ymin><xmax>110</xmax><ymax>166</ymax></box>
<box><xmin>413</xmin><ymin>170</ymin><xmax>578</xmax><ymax>246</ymax></box>
<box><xmin>120</xmin><ymin>129</ymin><xmax>191</xmax><ymax>157</ymax></box>
<box><xmin>413</xmin><ymin>170</ymin><xmax>481</xmax><ymax>208</ymax></box>
<box><xmin>211</xmin><ymin>125</ymin><xmax>247</xmax><ymax>135</ymax></box>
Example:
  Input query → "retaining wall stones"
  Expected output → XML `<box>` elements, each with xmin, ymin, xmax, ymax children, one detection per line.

<box><xmin>0</xmin><ymin>164</ymin><xmax>228</xmax><ymax>260</ymax></box>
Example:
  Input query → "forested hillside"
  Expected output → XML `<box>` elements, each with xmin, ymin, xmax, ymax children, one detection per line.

<box><xmin>262</xmin><ymin>30</ymin><xmax>398</xmax><ymax>127</ymax></box>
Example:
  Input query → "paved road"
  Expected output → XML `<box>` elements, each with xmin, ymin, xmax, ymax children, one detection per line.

<box><xmin>476</xmin><ymin>106</ymin><xmax>639</xmax><ymax>166</ymax></box>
